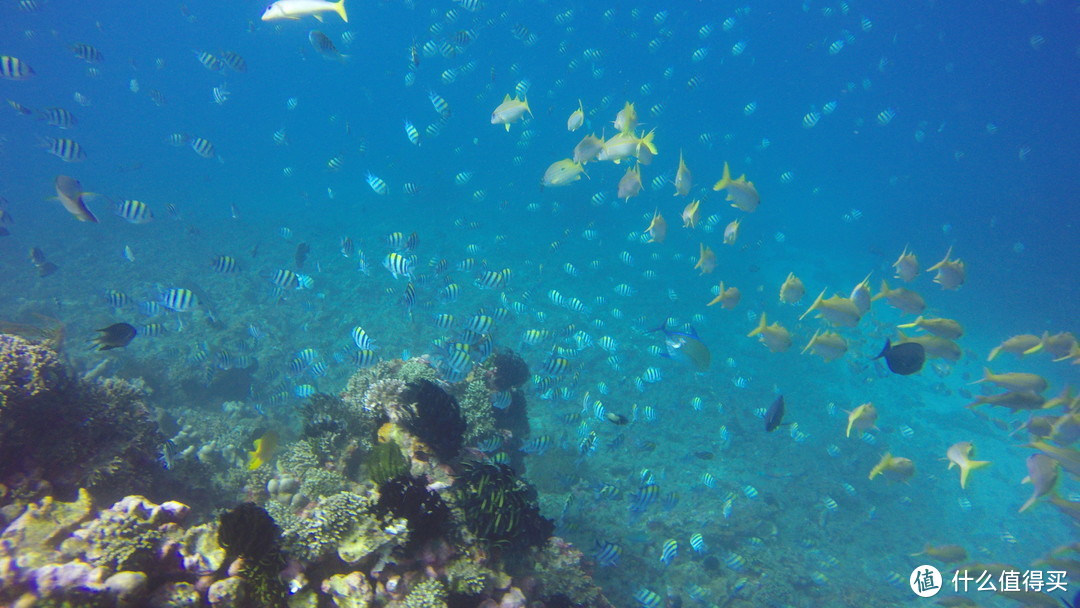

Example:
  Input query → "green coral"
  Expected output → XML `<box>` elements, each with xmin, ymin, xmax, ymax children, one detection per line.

<box><xmin>298</xmin><ymin>467</ymin><xmax>346</xmax><ymax>499</ymax></box>
<box><xmin>402</xmin><ymin>578</ymin><xmax>447</xmax><ymax>608</ymax></box>
<box><xmin>444</xmin><ymin>559</ymin><xmax>492</xmax><ymax>595</ymax></box>
<box><xmin>398</xmin><ymin>359</ymin><xmax>439</xmax><ymax>385</ymax></box>
<box><xmin>528</xmin><ymin>539</ymin><xmax>603</xmax><ymax>606</ymax></box>
<box><xmin>279</xmin><ymin>491</ymin><xmax>371</xmax><ymax>561</ymax></box>
<box><xmin>366</xmin><ymin>440</ymin><xmax>409</xmax><ymax>486</ymax></box>
<box><xmin>458</xmin><ymin>379</ymin><xmax>496</xmax><ymax>446</ymax></box>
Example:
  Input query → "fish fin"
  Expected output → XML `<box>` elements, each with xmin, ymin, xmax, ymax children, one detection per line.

<box><xmin>747</xmin><ymin>313</ymin><xmax>767</xmax><ymax>338</ymax></box>
<box><xmin>313</xmin><ymin>12</ymin><xmax>324</xmax><ymax>21</ymax></box>
<box><xmin>504</xmin><ymin>123</ymin><xmax>510</xmax><ymax>132</ymax></box>
<box><xmin>335</xmin><ymin>0</ymin><xmax>348</xmax><ymax>22</ymax></box>
<box><xmin>799</xmin><ymin>288</ymin><xmax>826</xmax><ymax>321</ymax></box>
<box><xmin>712</xmin><ymin>161</ymin><xmax>731</xmax><ymax>191</ymax></box>
<box><xmin>801</xmin><ymin>329</ymin><xmax>820</xmax><ymax>355</ymax></box>
<box><xmin>874</xmin><ymin>339</ymin><xmax>892</xmax><ymax>361</ymax></box>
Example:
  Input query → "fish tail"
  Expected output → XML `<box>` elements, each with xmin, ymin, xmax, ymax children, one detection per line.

<box><xmin>968</xmin><ymin>367</ymin><xmax>995</xmax><ymax>386</ymax></box>
<box><xmin>640</xmin><ymin>129</ymin><xmax>658</xmax><ymax>154</ymax></box>
<box><xmin>896</xmin><ymin>315</ymin><xmax>922</xmax><ymax>329</ymax></box>
<box><xmin>987</xmin><ymin>346</ymin><xmax>1002</xmax><ymax>361</ymax></box>
<box><xmin>801</xmin><ymin>329</ymin><xmax>820</xmax><ymax>355</ymax></box>
<box><xmin>959</xmin><ymin>459</ymin><xmax>991</xmax><ymax>489</ymax></box>
<box><xmin>747</xmin><ymin>313</ymin><xmax>767</xmax><ymax>338</ymax></box>
<box><xmin>712</xmin><ymin>161</ymin><xmax>731</xmax><ymax>191</ymax></box>
<box><xmin>335</xmin><ymin>0</ymin><xmax>348</xmax><ymax>22</ymax></box>
<box><xmin>874</xmin><ymin>339</ymin><xmax>892</xmax><ymax>361</ymax></box>
<box><xmin>798</xmin><ymin>288</ymin><xmax>826</xmax><ymax>321</ymax></box>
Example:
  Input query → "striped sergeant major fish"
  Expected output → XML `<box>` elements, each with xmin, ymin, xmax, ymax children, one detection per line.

<box><xmin>41</xmin><ymin>137</ymin><xmax>86</xmax><ymax>162</ymax></box>
<box><xmin>114</xmin><ymin>199</ymin><xmax>154</xmax><ymax>224</ymax></box>
<box><xmin>1</xmin><ymin>55</ymin><xmax>35</xmax><ymax>80</ymax></box>
<box><xmin>189</xmin><ymin>136</ymin><xmax>216</xmax><ymax>159</ymax></box>
<box><xmin>160</xmin><ymin>288</ymin><xmax>198</xmax><ymax>312</ymax></box>
<box><xmin>383</xmin><ymin>252</ymin><xmax>412</xmax><ymax>279</ymax></box>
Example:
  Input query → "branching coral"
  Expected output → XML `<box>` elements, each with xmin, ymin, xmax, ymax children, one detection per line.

<box><xmin>277</xmin><ymin>491</ymin><xmax>370</xmax><ymax>562</ymax></box>
<box><xmin>403</xmin><ymin>578</ymin><xmax>448</xmax><ymax>608</ymax></box>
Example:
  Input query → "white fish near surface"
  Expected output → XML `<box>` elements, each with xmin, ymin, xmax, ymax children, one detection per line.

<box><xmin>261</xmin><ymin>0</ymin><xmax>348</xmax><ymax>22</ymax></box>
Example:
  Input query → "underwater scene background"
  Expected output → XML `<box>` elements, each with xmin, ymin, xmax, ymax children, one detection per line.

<box><xmin>0</xmin><ymin>0</ymin><xmax>1077</xmax><ymax>607</ymax></box>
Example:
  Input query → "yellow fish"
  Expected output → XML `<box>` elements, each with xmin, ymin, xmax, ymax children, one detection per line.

<box><xmin>927</xmin><ymin>245</ymin><xmax>966</xmax><ymax>290</ymax></box>
<box><xmin>897</xmin><ymin>331</ymin><xmax>962</xmax><ymax>361</ymax></box>
<box><xmin>645</xmin><ymin>210</ymin><xmax>667</xmax><ymax>243</ymax></box>
<box><xmin>598</xmin><ymin>129</ymin><xmax>657</xmax><ymax>165</ymax></box>
<box><xmin>946</xmin><ymin>441</ymin><xmax>991</xmax><ymax>489</ymax></box>
<box><xmin>712</xmin><ymin>162</ymin><xmax>759</xmax><ymax>212</ymax></box>
<box><xmin>970</xmin><ymin>367</ymin><xmax>1048</xmax><ymax>393</ymax></box>
<box><xmin>572</xmin><ymin>134</ymin><xmax>604</xmax><ymax>164</ymax></box>
<box><xmin>869</xmin><ymin>453</ymin><xmax>915</xmax><ymax>482</ymax></box>
<box><xmin>897</xmin><ymin>315</ymin><xmax>964</xmax><ymax>340</ymax></box>
<box><xmin>617</xmin><ymin>164</ymin><xmax>643</xmax><ymax>200</ymax></box>
<box><xmin>910</xmin><ymin>544</ymin><xmax>968</xmax><ymax>564</ymax></box>
<box><xmin>567</xmin><ymin>99</ymin><xmax>584</xmax><ymax>131</ymax></box>
<box><xmin>892</xmin><ymin>245</ymin><xmax>919</xmax><ymax>282</ymax></box>
<box><xmin>988</xmin><ymin>334</ymin><xmax>1042</xmax><ymax>361</ymax></box>
<box><xmin>1025</xmin><ymin>331</ymin><xmax>1077</xmax><ymax>359</ymax></box>
<box><xmin>707</xmin><ymin>281</ymin><xmax>740</xmax><ymax>309</ymax></box>
<box><xmin>801</xmin><ymin>329</ymin><xmax>847</xmax><ymax>362</ymax></box>
<box><xmin>490</xmin><ymin>94</ymin><xmax>532</xmax><ymax>131</ymax></box>
<box><xmin>723</xmin><ymin>218</ymin><xmax>741</xmax><ymax>245</ymax></box>
<box><xmin>694</xmin><ymin>243</ymin><xmax>716</xmax><ymax>275</ymax></box>
<box><xmin>848</xmin><ymin>273</ymin><xmax>873</xmax><ymax>314</ymax></box>
<box><xmin>247</xmin><ymin>429</ymin><xmax>280</xmax><ymax>471</ymax></box>
<box><xmin>673</xmin><ymin>150</ymin><xmax>692</xmax><ymax>196</ymax></box>
<box><xmin>613</xmin><ymin>101</ymin><xmax>637</xmax><ymax>133</ymax></box>
<box><xmin>873</xmin><ymin>279</ymin><xmax>926</xmax><ymax>315</ymax></box>
<box><xmin>779</xmin><ymin>272</ymin><xmax>805</xmax><ymax>304</ymax></box>
<box><xmin>681</xmin><ymin>199</ymin><xmax>701</xmax><ymax>228</ymax></box>
<box><xmin>799</xmin><ymin>289</ymin><xmax>861</xmax><ymax>327</ymax></box>
<box><xmin>542</xmin><ymin>159</ymin><xmax>585</xmax><ymax>187</ymax></box>
<box><xmin>747</xmin><ymin>313</ymin><xmax>792</xmax><ymax>352</ymax></box>
<box><xmin>845</xmin><ymin>403</ymin><xmax>878</xmax><ymax>437</ymax></box>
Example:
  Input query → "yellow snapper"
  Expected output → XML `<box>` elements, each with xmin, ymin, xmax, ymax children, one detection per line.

<box><xmin>713</xmin><ymin>162</ymin><xmax>759</xmax><ymax>212</ymax></box>
<box><xmin>617</xmin><ymin>164</ymin><xmax>643</xmax><ymax>200</ymax></box>
<box><xmin>897</xmin><ymin>315</ymin><xmax>964</xmax><ymax>339</ymax></box>
<box><xmin>892</xmin><ymin>245</ymin><xmax>919</xmax><ymax>282</ymax></box>
<box><xmin>598</xmin><ymin>129</ymin><xmax>657</xmax><ymax>165</ymax></box>
<box><xmin>261</xmin><ymin>0</ymin><xmax>347</xmax><ymax>22</ymax></box>
<box><xmin>673</xmin><ymin>150</ymin><xmax>692</xmax><ymax>196</ymax></box>
<box><xmin>645</xmin><ymin>210</ymin><xmax>667</xmax><ymax>243</ymax></box>
<box><xmin>542</xmin><ymin>159</ymin><xmax>585</xmax><ymax>187</ymax></box>
<box><xmin>801</xmin><ymin>329</ymin><xmax>847</xmax><ymax>362</ymax></box>
<box><xmin>946</xmin><ymin>441</ymin><xmax>991</xmax><ymax>489</ymax></box>
<box><xmin>573</xmin><ymin>134</ymin><xmax>604</xmax><ymax>164</ymax></box>
<box><xmin>747</xmin><ymin>313</ymin><xmax>792</xmax><ymax>352</ymax></box>
<box><xmin>694</xmin><ymin>243</ymin><xmax>716</xmax><ymax>275</ymax></box>
<box><xmin>799</xmin><ymin>289</ymin><xmax>861</xmax><ymax>327</ymax></box>
<box><xmin>868</xmin><ymin>453</ymin><xmax>915</xmax><ymax>482</ymax></box>
<box><xmin>567</xmin><ymin>99</ymin><xmax>584</xmax><ymax>131</ymax></box>
<box><xmin>681</xmin><ymin>199</ymin><xmax>701</xmax><ymax>228</ymax></box>
<box><xmin>491</xmin><ymin>93</ymin><xmax>532</xmax><ymax>131</ymax></box>
<box><xmin>707</xmin><ymin>281</ymin><xmax>741</xmax><ymax>309</ymax></box>
<box><xmin>779</xmin><ymin>272</ymin><xmax>805</xmax><ymax>304</ymax></box>
<box><xmin>613</xmin><ymin>101</ymin><xmax>638</xmax><ymax>133</ymax></box>
<box><xmin>927</xmin><ymin>245</ymin><xmax>966</xmax><ymax>290</ymax></box>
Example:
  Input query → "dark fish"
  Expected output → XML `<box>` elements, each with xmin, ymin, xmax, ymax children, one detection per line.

<box><xmin>764</xmin><ymin>395</ymin><xmax>785</xmax><ymax>432</ymax></box>
<box><xmin>309</xmin><ymin>30</ymin><xmax>345</xmax><ymax>61</ymax></box>
<box><xmin>29</xmin><ymin>247</ymin><xmax>58</xmax><ymax>277</ymax></box>
<box><xmin>875</xmin><ymin>339</ymin><xmax>925</xmax><ymax>375</ymax></box>
<box><xmin>294</xmin><ymin>242</ymin><xmax>310</xmax><ymax>269</ymax></box>
<box><xmin>92</xmin><ymin>322</ymin><xmax>137</xmax><ymax>350</ymax></box>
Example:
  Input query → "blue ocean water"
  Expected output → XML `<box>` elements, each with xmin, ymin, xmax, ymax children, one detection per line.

<box><xmin>0</xmin><ymin>0</ymin><xmax>1077</xmax><ymax>606</ymax></box>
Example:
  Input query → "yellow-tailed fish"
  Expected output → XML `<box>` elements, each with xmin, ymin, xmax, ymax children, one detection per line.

<box><xmin>712</xmin><ymin>162</ymin><xmax>759</xmax><ymax>212</ymax></box>
<box><xmin>946</xmin><ymin>441</ymin><xmax>990</xmax><ymax>489</ymax></box>
<box><xmin>542</xmin><ymin>159</ymin><xmax>585</xmax><ymax>187</ymax></box>
<box><xmin>491</xmin><ymin>93</ymin><xmax>532</xmax><ymax>131</ymax></box>
<box><xmin>673</xmin><ymin>150</ymin><xmax>692</xmax><ymax>196</ymax></box>
<box><xmin>261</xmin><ymin>0</ymin><xmax>347</xmax><ymax>23</ymax></box>
<box><xmin>567</xmin><ymin>99</ymin><xmax>584</xmax><ymax>131</ymax></box>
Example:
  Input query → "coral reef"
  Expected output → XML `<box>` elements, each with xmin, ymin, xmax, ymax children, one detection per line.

<box><xmin>217</xmin><ymin>502</ymin><xmax>288</xmax><ymax>608</ymax></box>
<box><xmin>402</xmin><ymin>578</ymin><xmax>447</xmax><ymax>608</ymax></box>
<box><xmin>0</xmin><ymin>345</ymin><xmax>615</xmax><ymax>608</ymax></box>
<box><xmin>398</xmin><ymin>380</ymin><xmax>467</xmax><ymax>463</ymax></box>
<box><xmin>455</xmin><ymin>463</ymin><xmax>553</xmax><ymax>552</ymax></box>
<box><xmin>0</xmin><ymin>334</ymin><xmax>167</xmax><ymax>508</ymax></box>
<box><xmin>375</xmin><ymin>475</ymin><xmax>451</xmax><ymax>549</ymax></box>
